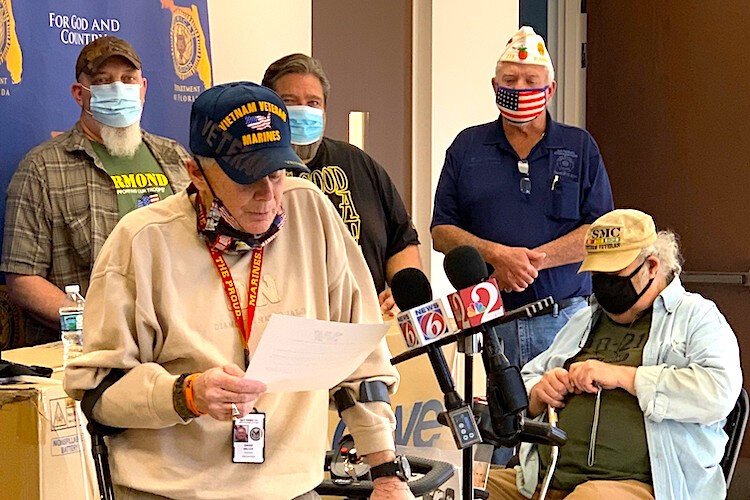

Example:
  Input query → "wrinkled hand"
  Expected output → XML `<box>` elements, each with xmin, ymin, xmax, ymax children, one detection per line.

<box><xmin>567</xmin><ymin>359</ymin><xmax>635</xmax><ymax>395</ymax></box>
<box><xmin>379</xmin><ymin>288</ymin><xmax>399</xmax><ymax>317</ymax></box>
<box><xmin>489</xmin><ymin>246</ymin><xmax>546</xmax><ymax>292</ymax></box>
<box><xmin>529</xmin><ymin>367</ymin><xmax>575</xmax><ymax>416</ymax></box>
<box><xmin>370</xmin><ymin>478</ymin><xmax>415</xmax><ymax>499</ymax></box>
<box><xmin>192</xmin><ymin>364</ymin><xmax>266</xmax><ymax>420</ymax></box>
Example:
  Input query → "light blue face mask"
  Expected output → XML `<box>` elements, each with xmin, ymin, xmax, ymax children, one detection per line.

<box><xmin>83</xmin><ymin>81</ymin><xmax>143</xmax><ymax>128</ymax></box>
<box><xmin>287</xmin><ymin>105</ymin><xmax>324</xmax><ymax>145</ymax></box>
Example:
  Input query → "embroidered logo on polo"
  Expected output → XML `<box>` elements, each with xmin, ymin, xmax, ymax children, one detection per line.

<box><xmin>553</xmin><ymin>149</ymin><xmax>579</xmax><ymax>180</ymax></box>
<box><xmin>586</xmin><ymin>226</ymin><xmax>623</xmax><ymax>251</ymax></box>
<box><xmin>299</xmin><ymin>165</ymin><xmax>361</xmax><ymax>242</ymax></box>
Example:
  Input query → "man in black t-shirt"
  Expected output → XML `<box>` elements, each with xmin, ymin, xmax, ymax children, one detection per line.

<box><xmin>263</xmin><ymin>54</ymin><xmax>421</xmax><ymax>314</ymax></box>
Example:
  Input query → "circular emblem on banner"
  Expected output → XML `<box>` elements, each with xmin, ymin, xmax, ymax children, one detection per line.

<box><xmin>170</xmin><ymin>11</ymin><xmax>200</xmax><ymax>80</ymax></box>
<box><xmin>0</xmin><ymin>0</ymin><xmax>10</xmax><ymax>65</ymax></box>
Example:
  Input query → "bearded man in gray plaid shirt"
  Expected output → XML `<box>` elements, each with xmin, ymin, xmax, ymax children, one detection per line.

<box><xmin>1</xmin><ymin>36</ymin><xmax>190</xmax><ymax>346</ymax></box>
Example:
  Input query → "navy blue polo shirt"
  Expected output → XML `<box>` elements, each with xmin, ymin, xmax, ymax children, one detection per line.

<box><xmin>431</xmin><ymin>115</ymin><xmax>613</xmax><ymax>309</ymax></box>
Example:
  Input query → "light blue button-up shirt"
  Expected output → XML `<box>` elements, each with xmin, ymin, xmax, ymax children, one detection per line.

<box><xmin>515</xmin><ymin>277</ymin><xmax>742</xmax><ymax>499</ymax></box>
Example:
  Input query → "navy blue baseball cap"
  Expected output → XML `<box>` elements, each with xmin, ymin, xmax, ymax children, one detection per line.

<box><xmin>189</xmin><ymin>81</ymin><xmax>309</xmax><ymax>184</ymax></box>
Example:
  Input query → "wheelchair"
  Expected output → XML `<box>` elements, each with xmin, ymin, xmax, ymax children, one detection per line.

<box><xmin>315</xmin><ymin>434</ymin><xmax>454</xmax><ymax>499</ymax></box>
<box><xmin>90</xmin><ymin>430</ymin><xmax>455</xmax><ymax>500</ymax></box>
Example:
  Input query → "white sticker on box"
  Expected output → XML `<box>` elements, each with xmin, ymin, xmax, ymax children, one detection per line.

<box><xmin>49</xmin><ymin>397</ymin><xmax>77</xmax><ymax>430</ymax></box>
<box><xmin>48</xmin><ymin>397</ymin><xmax>83</xmax><ymax>456</ymax></box>
<box><xmin>51</xmin><ymin>434</ymin><xmax>81</xmax><ymax>456</ymax></box>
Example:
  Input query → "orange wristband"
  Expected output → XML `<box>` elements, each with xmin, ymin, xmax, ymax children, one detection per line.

<box><xmin>184</xmin><ymin>373</ymin><xmax>205</xmax><ymax>416</ymax></box>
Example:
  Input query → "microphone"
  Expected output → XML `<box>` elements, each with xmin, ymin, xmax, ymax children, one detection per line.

<box><xmin>392</xmin><ymin>268</ymin><xmax>453</xmax><ymax>352</ymax></box>
<box><xmin>444</xmin><ymin>257</ymin><xmax>505</xmax><ymax>333</ymax></box>
<box><xmin>390</xmin><ymin>268</ymin><xmax>481</xmax><ymax>450</ymax></box>
<box><xmin>443</xmin><ymin>246</ymin><xmax>566</xmax><ymax>448</ymax></box>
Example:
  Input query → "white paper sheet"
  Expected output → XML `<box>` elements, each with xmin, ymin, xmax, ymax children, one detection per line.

<box><xmin>244</xmin><ymin>314</ymin><xmax>389</xmax><ymax>393</ymax></box>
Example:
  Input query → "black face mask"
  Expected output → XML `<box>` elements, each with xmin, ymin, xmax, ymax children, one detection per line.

<box><xmin>591</xmin><ymin>259</ymin><xmax>654</xmax><ymax>315</ymax></box>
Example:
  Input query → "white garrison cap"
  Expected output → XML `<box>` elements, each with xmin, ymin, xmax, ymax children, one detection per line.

<box><xmin>499</xmin><ymin>26</ymin><xmax>554</xmax><ymax>71</ymax></box>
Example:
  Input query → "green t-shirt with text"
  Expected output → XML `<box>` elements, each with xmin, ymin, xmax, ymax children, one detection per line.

<box><xmin>539</xmin><ymin>309</ymin><xmax>653</xmax><ymax>490</ymax></box>
<box><xmin>92</xmin><ymin>141</ymin><xmax>174</xmax><ymax>218</ymax></box>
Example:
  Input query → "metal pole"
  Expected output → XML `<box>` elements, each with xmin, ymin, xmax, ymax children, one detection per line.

<box><xmin>90</xmin><ymin>431</ymin><xmax>115</xmax><ymax>500</ymax></box>
<box><xmin>463</xmin><ymin>337</ymin><xmax>476</xmax><ymax>500</ymax></box>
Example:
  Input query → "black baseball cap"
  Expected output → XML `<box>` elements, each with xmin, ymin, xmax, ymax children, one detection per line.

<box><xmin>189</xmin><ymin>82</ymin><xmax>308</xmax><ymax>184</ymax></box>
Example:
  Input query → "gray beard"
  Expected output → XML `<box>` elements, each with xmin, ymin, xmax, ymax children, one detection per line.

<box><xmin>100</xmin><ymin>122</ymin><xmax>143</xmax><ymax>157</ymax></box>
<box><xmin>292</xmin><ymin>138</ymin><xmax>323</xmax><ymax>164</ymax></box>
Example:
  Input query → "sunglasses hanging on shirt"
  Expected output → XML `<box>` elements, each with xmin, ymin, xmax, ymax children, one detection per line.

<box><xmin>518</xmin><ymin>159</ymin><xmax>531</xmax><ymax>195</ymax></box>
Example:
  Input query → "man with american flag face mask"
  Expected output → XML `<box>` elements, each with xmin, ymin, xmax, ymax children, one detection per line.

<box><xmin>431</xmin><ymin>26</ymin><xmax>614</xmax><ymax>464</ymax></box>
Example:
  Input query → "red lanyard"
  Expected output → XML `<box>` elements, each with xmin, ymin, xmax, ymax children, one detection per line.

<box><xmin>207</xmin><ymin>245</ymin><xmax>264</xmax><ymax>358</ymax></box>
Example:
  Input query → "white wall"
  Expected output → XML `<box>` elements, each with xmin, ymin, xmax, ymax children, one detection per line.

<box><xmin>207</xmin><ymin>0</ymin><xmax>312</xmax><ymax>85</ymax></box>
<box><xmin>412</xmin><ymin>0</ymin><xmax>519</xmax><ymax>297</ymax></box>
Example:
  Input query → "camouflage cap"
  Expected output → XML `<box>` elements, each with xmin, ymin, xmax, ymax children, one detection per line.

<box><xmin>75</xmin><ymin>35</ymin><xmax>142</xmax><ymax>79</ymax></box>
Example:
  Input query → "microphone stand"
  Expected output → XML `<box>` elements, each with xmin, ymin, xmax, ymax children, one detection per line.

<box><xmin>89</xmin><ymin>426</ymin><xmax>115</xmax><ymax>500</ymax></box>
<box><xmin>391</xmin><ymin>297</ymin><xmax>556</xmax><ymax>500</ymax></box>
<box><xmin>457</xmin><ymin>331</ymin><xmax>482</xmax><ymax>500</ymax></box>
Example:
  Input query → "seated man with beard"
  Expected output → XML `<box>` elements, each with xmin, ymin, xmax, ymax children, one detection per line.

<box><xmin>1</xmin><ymin>36</ymin><xmax>190</xmax><ymax>346</ymax></box>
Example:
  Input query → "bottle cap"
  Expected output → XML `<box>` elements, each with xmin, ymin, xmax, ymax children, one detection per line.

<box><xmin>65</xmin><ymin>284</ymin><xmax>81</xmax><ymax>294</ymax></box>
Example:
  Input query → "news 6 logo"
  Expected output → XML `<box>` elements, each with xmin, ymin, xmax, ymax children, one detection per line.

<box><xmin>398</xmin><ymin>316</ymin><xmax>419</xmax><ymax>347</ymax></box>
<box><xmin>415</xmin><ymin>303</ymin><xmax>448</xmax><ymax>340</ymax></box>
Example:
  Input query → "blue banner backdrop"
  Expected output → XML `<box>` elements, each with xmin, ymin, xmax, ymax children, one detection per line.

<box><xmin>0</xmin><ymin>0</ymin><xmax>213</xmax><ymax>277</ymax></box>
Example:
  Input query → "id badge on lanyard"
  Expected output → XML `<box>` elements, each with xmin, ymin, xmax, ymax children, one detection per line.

<box><xmin>232</xmin><ymin>410</ymin><xmax>266</xmax><ymax>464</ymax></box>
<box><xmin>206</xmin><ymin>245</ymin><xmax>267</xmax><ymax>463</ymax></box>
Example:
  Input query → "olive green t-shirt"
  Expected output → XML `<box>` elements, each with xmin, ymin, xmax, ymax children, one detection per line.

<box><xmin>539</xmin><ymin>309</ymin><xmax>653</xmax><ymax>490</ymax></box>
<box><xmin>92</xmin><ymin>141</ymin><xmax>174</xmax><ymax>218</ymax></box>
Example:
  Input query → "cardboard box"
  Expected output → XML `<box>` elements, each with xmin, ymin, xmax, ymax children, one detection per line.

<box><xmin>2</xmin><ymin>342</ymin><xmax>66</xmax><ymax>377</ymax></box>
<box><xmin>1</xmin><ymin>344</ymin><xmax>98</xmax><ymax>500</ymax></box>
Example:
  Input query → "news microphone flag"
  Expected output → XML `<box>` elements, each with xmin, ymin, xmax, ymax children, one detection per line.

<box><xmin>447</xmin><ymin>277</ymin><xmax>505</xmax><ymax>331</ymax></box>
<box><xmin>397</xmin><ymin>299</ymin><xmax>453</xmax><ymax>349</ymax></box>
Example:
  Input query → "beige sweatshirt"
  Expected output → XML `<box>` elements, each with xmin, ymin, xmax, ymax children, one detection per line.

<box><xmin>64</xmin><ymin>177</ymin><xmax>399</xmax><ymax>499</ymax></box>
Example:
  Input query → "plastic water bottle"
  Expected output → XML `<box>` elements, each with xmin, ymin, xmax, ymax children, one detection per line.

<box><xmin>60</xmin><ymin>284</ymin><xmax>85</xmax><ymax>367</ymax></box>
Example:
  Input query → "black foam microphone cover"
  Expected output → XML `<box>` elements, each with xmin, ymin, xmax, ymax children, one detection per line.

<box><xmin>443</xmin><ymin>245</ymin><xmax>490</xmax><ymax>290</ymax></box>
<box><xmin>391</xmin><ymin>268</ymin><xmax>459</xmax><ymax>397</ymax></box>
<box><xmin>390</xmin><ymin>267</ymin><xmax>433</xmax><ymax>311</ymax></box>
<box><xmin>485</xmin><ymin>262</ymin><xmax>495</xmax><ymax>276</ymax></box>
